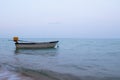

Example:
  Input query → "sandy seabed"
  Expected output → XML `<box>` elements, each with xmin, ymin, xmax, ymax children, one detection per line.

<box><xmin>0</xmin><ymin>66</ymin><xmax>81</xmax><ymax>80</ymax></box>
<box><xmin>0</xmin><ymin>64</ymin><xmax>120</xmax><ymax>80</ymax></box>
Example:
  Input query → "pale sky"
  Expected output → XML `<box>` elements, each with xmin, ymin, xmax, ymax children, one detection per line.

<box><xmin>0</xmin><ymin>0</ymin><xmax>120</xmax><ymax>38</ymax></box>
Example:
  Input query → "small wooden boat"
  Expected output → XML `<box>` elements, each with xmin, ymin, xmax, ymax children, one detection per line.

<box><xmin>13</xmin><ymin>37</ymin><xmax>59</xmax><ymax>49</ymax></box>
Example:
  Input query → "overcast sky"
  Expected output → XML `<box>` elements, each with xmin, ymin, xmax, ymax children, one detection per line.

<box><xmin>0</xmin><ymin>0</ymin><xmax>120</xmax><ymax>38</ymax></box>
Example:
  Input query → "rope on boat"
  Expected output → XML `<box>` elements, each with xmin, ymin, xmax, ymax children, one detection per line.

<box><xmin>8</xmin><ymin>39</ymin><xmax>35</xmax><ymax>43</ymax></box>
<box><xmin>18</xmin><ymin>40</ymin><xmax>35</xmax><ymax>43</ymax></box>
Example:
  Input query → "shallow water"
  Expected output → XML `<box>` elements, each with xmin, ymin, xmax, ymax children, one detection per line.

<box><xmin>0</xmin><ymin>38</ymin><xmax>120</xmax><ymax>80</ymax></box>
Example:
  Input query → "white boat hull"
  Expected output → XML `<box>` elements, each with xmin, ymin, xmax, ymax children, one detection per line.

<box><xmin>15</xmin><ymin>41</ymin><xmax>59</xmax><ymax>49</ymax></box>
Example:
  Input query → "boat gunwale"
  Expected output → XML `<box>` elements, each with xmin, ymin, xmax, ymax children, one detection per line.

<box><xmin>15</xmin><ymin>41</ymin><xmax>59</xmax><ymax>44</ymax></box>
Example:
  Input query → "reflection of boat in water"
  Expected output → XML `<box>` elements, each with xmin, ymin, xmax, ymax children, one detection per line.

<box><xmin>13</xmin><ymin>37</ymin><xmax>59</xmax><ymax>49</ymax></box>
<box><xmin>15</xmin><ymin>48</ymin><xmax>59</xmax><ymax>56</ymax></box>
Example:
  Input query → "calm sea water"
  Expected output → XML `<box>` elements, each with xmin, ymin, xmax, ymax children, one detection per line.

<box><xmin>0</xmin><ymin>38</ymin><xmax>120</xmax><ymax>80</ymax></box>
